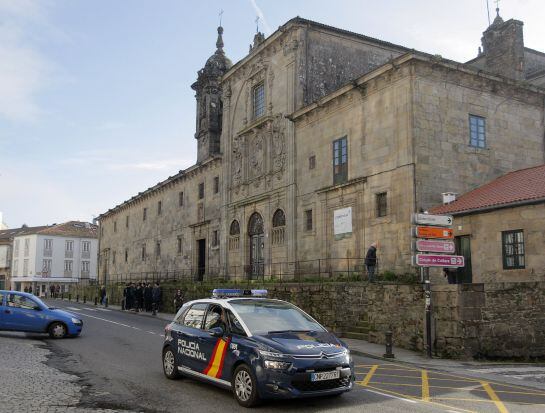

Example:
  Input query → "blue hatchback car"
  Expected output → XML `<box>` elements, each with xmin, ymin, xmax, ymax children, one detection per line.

<box><xmin>0</xmin><ymin>290</ymin><xmax>83</xmax><ymax>338</ymax></box>
<box><xmin>162</xmin><ymin>289</ymin><xmax>354</xmax><ymax>407</ymax></box>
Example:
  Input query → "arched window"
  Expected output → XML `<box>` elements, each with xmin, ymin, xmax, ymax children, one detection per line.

<box><xmin>271</xmin><ymin>209</ymin><xmax>285</xmax><ymax>246</ymax></box>
<box><xmin>248</xmin><ymin>212</ymin><xmax>264</xmax><ymax>236</ymax></box>
<box><xmin>272</xmin><ymin>209</ymin><xmax>285</xmax><ymax>227</ymax></box>
<box><xmin>229</xmin><ymin>220</ymin><xmax>240</xmax><ymax>236</ymax></box>
<box><xmin>229</xmin><ymin>220</ymin><xmax>240</xmax><ymax>251</ymax></box>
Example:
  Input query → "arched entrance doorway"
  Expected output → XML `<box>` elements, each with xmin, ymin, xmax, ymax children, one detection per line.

<box><xmin>248</xmin><ymin>212</ymin><xmax>264</xmax><ymax>278</ymax></box>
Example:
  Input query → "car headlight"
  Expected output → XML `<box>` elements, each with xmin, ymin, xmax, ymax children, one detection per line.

<box><xmin>264</xmin><ymin>360</ymin><xmax>292</xmax><ymax>370</ymax></box>
<box><xmin>71</xmin><ymin>317</ymin><xmax>82</xmax><ymax>325</ymax></box>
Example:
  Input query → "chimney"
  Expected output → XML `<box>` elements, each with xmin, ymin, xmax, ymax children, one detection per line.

<box><xmin>481</xmin><ymin>10</ymin><xmax>525</xmax><ymax>80</ymax></box>
<box><xmin>442</xmin><ymin>192</ymin><xmax>457</xmax><ymax>205</ymax></box>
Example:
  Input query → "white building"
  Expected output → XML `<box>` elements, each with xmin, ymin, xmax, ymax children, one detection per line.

<box><xmin>8</xmin><ymin>221</ymin><xmax>98</xmax><ymax>295</ymax></box>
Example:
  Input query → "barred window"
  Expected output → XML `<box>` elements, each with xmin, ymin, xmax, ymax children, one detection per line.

<box><xmin>304</xmin><ymin>209</ymin><xmax>313</xmax><ymax>231</ymax></box>
<box><xmin>214</xmin><ymin>176</ymin><xmax>219</xmax><ymax>194</ymax></box>
<box><xmin>272</xmin><ymin>209</ymin><xmax>285</xmax><ymax>245</ymax></box>
<box><xmin>502</xmin><ymin>230</ymin><xmax>525</xmax><ymax>269</ymax></box>
<box><xmin>469</xmin><ymin>115</ymin><xmax>486</xmax><ymax>148</ymax></box>
<box><xmin>376</xmin><ymin>192</ymin><xmax>387</xmax><ymax>217</ymax></box>
<box><xmin>272</xmin><ymin>209</ymin><xmax>285</xmax><ymax>227</ymax></box>
<box><xmin>198</xmin><ymin>182</ymin><xmax>205</xmax><ymax>200</ymax></box>
<box><xmin>253</xmin><ymin>82</ymin><xmax>265</xmax><ymax>118</ymax></box>
<box><xmin>229</xmin><ymin>220</ymin><xmax>240</xmax><ymax>236</ymax></box>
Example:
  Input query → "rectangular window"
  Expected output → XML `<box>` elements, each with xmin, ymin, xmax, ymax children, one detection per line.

<box><xmin>64</xmin><ymin>260</ymin><xmax>73</xmax><ymax>272</ymax></box>
<box><xmin>158</xmin><ymin>200</ymin><xmax>162</xmax><ymax>215</ymax></box>
<box><xmin>198</xmin><ymin>182</ymin><xmax>205</xmax><ymax>199</ymax></box>
<box><xmin>24</xmin><ymin>239</ymin><xmax>30</xmax><ymax>256</ymax></box>
<box><xmin>44</xmin><ymin>239</ymin><xmax>53</xmax><ymax>251</ymax></box>
<box><xmin>333</xmin><ymin>137</ymin><xmax>348</xmax><ymax>185</ymax></box>
<box><xmin>305</xmin><ymin>209</ymin><xmax>313</xmax><ymax>231</ymax></box>
<box><xmin>126</xmin><ymin>215</ymin><xmax>129</xmax><ymax>228</ymax></box>
<box><xmin>502</xmin><ymin>230</ymin><xmax>525</xmax><ymax>269</ymax></box>
<box><xmin>114</xmin><ymin>221</ymin><xmax>117</xmax><ymax>232</ymax></box>
<box><xmin>155</xmin><ymin>241</ymin><xmax>161</xmax><ymax>258</ymax></box>
<box><xmin>177</xmin><ymin>236</ymin><xmax>183</xmax><ymax>254</ymax></box>
<box><xmin>214</xmin><ymin>176</ymin><xmax>219</xmax><ymax>194</ymax></box>
<box><xmin>143</xmin><ymin>207</ymin><xmax>147</xmax><ymax>221</ymax></box>
<box><xmin>125</xmin><ymin>249</ymin><xmax>128</xmax><ymax>263</ymax></box>
<box><xmin>212</xmin><ymin>230</ymin><xmax>219</xmax><ymax>247</ymax></box>
<box><xmin>42</xmin><ymin>259</ymin><xmax>52</xmax><ymax>273</ymax></box>
<box><xmin>65</xmin><ymin>240</ymin><xmax>74</xmax><ymax>252</ymax></box>
<box><xmin>112</xmin><ymin>251</ymin><xmax>116</xmax><ymax>264</ymax></box>
<box><xmin>309</xmin><ymin>155</ymin><xmax>316</xmax><ymax>170</ymax></box>
<box><xmin>82</xmin><ymin>241</ymin><xmax>90</xmax><ymax>252</ymax></box>
<box><xmin>253</xmin><ymin>82</ymin><xmax>265</xmax><ymax>118</ymax></box>
<box><xmin>23</xmin><ymin>259</ymin><xmax>29</xmax><ymax>276</ymax></box>
<box><xmin>182</xmin><ymin>303</ymin><xmax>208</xmax><ymax>329</ymax></box>
<box><xmin>376</xmin><ymin>192</ymin><xmax>388</xmax><ymax>217</ymax></box>
<box><xmin>469</xmin><ymin>115</ymin><xmax>486</xmax><ymax>148</ymax></box>
<box><xmin>14</xmin><ymin>240</ymin><xmax>20</xmax><ymax>255</ymax></box>
<box><xmin>82</xmin><ymin>261</ymin><xmax>90</xmax><ymax>272</ymax></box>
<box><xmin>141</xmin><ymin>245</ymin><xmax>146</xmax><ymax>261</ymax></box>
<box><xmin>179</xmin><ymin>191</ymin><xmax>184</xmax><ymax>207</ymax></box>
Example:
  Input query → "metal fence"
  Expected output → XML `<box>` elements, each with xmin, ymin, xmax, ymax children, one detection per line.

<box><xmin>99</xmin><ymin>257</ymin><xmax>376</xmax><ymax>285</ymax></box>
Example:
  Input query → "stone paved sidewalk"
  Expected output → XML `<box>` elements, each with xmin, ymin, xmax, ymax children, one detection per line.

<box><xmin>0</xmin><ymin>334</ymin><xmax>132</xmax><ymax>413</ymax></box>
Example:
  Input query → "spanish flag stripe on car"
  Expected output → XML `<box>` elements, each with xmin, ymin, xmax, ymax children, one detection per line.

<box><xmin>203</xmin><ymin>338</ymin><xmax>231</xmax><ymax>378</ymax></box>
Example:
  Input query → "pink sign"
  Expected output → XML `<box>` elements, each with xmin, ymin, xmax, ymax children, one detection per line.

<box><xmin>415</xmin><ymin>254</ymin><xmax>464</xmax><ymax>267</ymax></box>
<box><xmin>415</xmin><ymin>240</ymin><xmax>455</xmax><ymax>253</ymax></box>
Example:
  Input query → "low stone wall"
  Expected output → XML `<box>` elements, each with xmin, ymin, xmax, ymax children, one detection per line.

<box><xmin>70</xmin><ymin>280</ymin><xmax>545</xmax><ymax>360</ymax></box>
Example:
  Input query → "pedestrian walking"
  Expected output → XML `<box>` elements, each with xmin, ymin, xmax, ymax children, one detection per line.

<box><xmin>173</xmin><ymin>289</ymin><xmax>184</xmax><ymax>313</ymax></box>
<box><xmin>50</xmin><ymin>285</ymin><xmax>55</xmax><ymax>298</ymax></box>
<box><xmin>100</xmin><ymin>285</ymin><xmax>107</xmax><ymax>306</ymax></box>
<box><xmin>364</xmin><ymin>242</ymin><xmax>378</xmax><ymax>282</ymax></box>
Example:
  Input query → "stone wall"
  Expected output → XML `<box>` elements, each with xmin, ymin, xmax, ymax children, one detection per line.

<box><xmin>71</xmin><ymin>280</ymin><xmax>545</xmax><ymax>360</ymax></box>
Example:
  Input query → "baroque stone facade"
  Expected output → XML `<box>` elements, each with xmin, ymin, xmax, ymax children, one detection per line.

<box><xmin>98</xmin><ymin>15</ymin><xmax>545</xmax><ymax>282</ymax></box>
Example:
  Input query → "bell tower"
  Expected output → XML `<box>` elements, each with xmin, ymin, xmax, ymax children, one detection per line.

<box><xmin>192</xmin><ymin>26</ymin><xmax>232</xmax><ymax>163</ymax></box>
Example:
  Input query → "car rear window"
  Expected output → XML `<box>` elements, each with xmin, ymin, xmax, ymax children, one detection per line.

<box><xmin>182</xmin><ymin>303</ymin><xmax>208</xmax><ymax>329</ymax></box>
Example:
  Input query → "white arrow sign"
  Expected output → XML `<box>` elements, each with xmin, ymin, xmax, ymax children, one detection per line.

<box><xmin>412</xmin><ymin>213</ymin><xmax>453</xmax><ymax>227</ymax></box>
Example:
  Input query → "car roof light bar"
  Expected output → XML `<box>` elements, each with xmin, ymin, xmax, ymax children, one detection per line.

<box><xmin>212</xmin><ymin>289</ymin><xmax>268</xmax><ymax>298</ymax></box>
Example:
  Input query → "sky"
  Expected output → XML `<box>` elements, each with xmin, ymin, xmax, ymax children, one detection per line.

<box><xmin>1</xmin><ymin>0</ymin><xmax>544</xmax><ymax>228</ymax></box>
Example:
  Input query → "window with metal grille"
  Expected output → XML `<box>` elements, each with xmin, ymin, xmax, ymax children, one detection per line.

<box><xmin>333</xmin><ymin>137</ymin><xmax>348</xmax><ymax>185</ymax></box>
<box><xmin>376</xmin><ymin>192</ymin><xmax>387</xmax><ymax>217</ymax></box>
<box><xmin>469</xmin><ymin>115</ymin><xmax>486</xmax><ymax>148</ymax></box>
<box><xmin>229</xmin><ymin>221</ymin><xmax>240</xmax><ymax>251</ymax></box>
<box><xmin>272</xmin><ymin>209</ymin><xmax>285</xmax><ymax>245</ymax></box>
<box><xmin>253</xmin><ymin>82</ymin><xmax>265</xmax><ymax>118</ymax></box>
<box><xmin>502</xmin><ymin>230</ymin><xmax>525</xmax><ymax>269</ymax></box>
<box><xmin>305</xmin><ymin>209</ymin><xmax>313</xmax><ymax>231</ymax></box>
<box><xmin>214</xmin><ymin>176</ymin><xmax>219</xmax><ymax>194</ymax></box>
<box><xmin>199</xmin><ymin>182</ymin><xmax>205</xmax><ymax>199</ymax></box>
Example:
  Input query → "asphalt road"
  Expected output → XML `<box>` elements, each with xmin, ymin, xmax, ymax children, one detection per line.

<box><xmin>35</xmin><ymin>300</ymin><xmax>545</xmax><ymax>413</ymax></box>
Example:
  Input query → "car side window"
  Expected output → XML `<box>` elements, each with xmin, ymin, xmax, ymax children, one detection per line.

<box><xmin>182</xmin><ymin>303</ymin><xmax>208</xmax><ymax>329</ymax></box>
<box><xmin>7</xmin><ymin>294</ymin><xmax>38</xmax><ymax>310</ymax></box>
<box><xmin>227</xmin><ymin>310</ymin><xmax>247</xmax><ymax>336</ymax></box>
<box><xmin>0</xmin><ymin>292</ymin><xmax>4</xmax><ymax>306</ymax></box>
<box><xmin>204</xmin><ymin>305</ymin><xmax>225</xmax><ymax>330</ymax></box>
<box><xmin>174</xmin><ymin>303</ymin><xmax>190</xmax><ymax>324</ymax></box>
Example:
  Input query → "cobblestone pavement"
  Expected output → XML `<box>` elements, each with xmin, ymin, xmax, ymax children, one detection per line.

<box><xmin>0</xmin><ymin>334</ymin><xmax>133</xmax><ymax>413</ymax></box>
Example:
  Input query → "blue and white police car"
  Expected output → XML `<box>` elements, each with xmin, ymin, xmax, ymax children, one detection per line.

<box><xmin>162</xmin><ymin>289</ymin><xmax>354</xmax><ymax>407</ymax></box>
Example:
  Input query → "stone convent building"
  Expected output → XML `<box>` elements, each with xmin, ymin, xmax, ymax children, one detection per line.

<box><xmin>98</xmin><ymin>11</ymin><xmax>545</xmax><ymax>282</ymax></box>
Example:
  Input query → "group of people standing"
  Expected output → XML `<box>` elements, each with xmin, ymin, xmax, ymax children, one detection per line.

<box><xmin>122</xmin><ymin>282</ymin><xmax>162</xmax><ymax>312</ymax></box>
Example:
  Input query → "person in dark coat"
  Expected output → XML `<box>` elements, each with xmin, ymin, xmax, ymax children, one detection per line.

<box><xmin>100</xmin><ymin>285</ymin><xmax>107</xmax><ymax>306</ymax></box>
<box><xmin>152</xmin><ymin>282</ymin><xmax>162</xmax><ymax>312</ymax></box>
<box><xmin>144</xmin><ymin>283</ymin><xmax>152</xmax><ymax>312</ymax></box>
<box><xmin>136</xmin><ymin>283</ymin><xmax>144</xmax><ymax>312</ymax></box>
<box><xmin>173</xmin><ymin>289</ymin><xmax>184</xmax><ymax>313</ymax></box>
<box><xmin>126</xmin><ymin>283</ymin><xmax>135</xmax><ymax>310</ymax></box>
<box><xmin>364</xmin><ymin>242</ymin><xmax>378</xmax><ymax>282</ymax></box>
<box><xmin>443</xmin><ymin>268</ymin><xmax>457</xmax><ymax>284</ymax></box>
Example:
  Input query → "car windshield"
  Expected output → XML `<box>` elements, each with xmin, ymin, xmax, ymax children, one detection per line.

<box><xmin>229</xmin><ymin>299</ymin><xmax>325</xmax><ymax>335</ymax></box>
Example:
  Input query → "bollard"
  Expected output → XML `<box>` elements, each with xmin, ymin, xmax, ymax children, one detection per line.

<box><xmin>83</xmin><ymin>296</ymin><xmax>86</xmax><ymax>304</ymax></box>
<box><xmin>383</xmin><ymin>331</ymin><xmax>395</xmax><ymax>359</ymax></box>
<box><xmin>94</xmin><ymin>297</ymin><xmax>98</xmax><ymax>306</ymax></box>
<box><xmin>76</xmin><ymin>295</ymin><xmax>79</xmax><ymax>303</ymax></box>
<box><xmin>68</xmin><ymin>294</ymin><xmax>72</xmax><ymax>301</ymax></box>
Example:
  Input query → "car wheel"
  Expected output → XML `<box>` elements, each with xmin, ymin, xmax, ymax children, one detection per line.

<box><xmin>162</xmin><ymin>347</ymin><xmax>179</xmax><ymax>379</ymax></box>
<box><xmin>48</xmin><ymin>322</ymin><xmax>67</xmax><ymax>339</ymax></box>
<box><xmin>232</xmin><ymin>364</ymin><xmax>260</xmax><ymax>407</ymax></box>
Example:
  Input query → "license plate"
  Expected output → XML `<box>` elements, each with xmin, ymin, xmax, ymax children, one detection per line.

<box><xmin>311</xmin><ymin>370</ymin><xmax>340</xmax><ymax>382</ymax></box>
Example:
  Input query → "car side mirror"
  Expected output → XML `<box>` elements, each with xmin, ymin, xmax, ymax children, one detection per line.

<box><xmin>209</xmin><ymin>326</ymin><xmax>224</xmax><ymax>337</ymax></box>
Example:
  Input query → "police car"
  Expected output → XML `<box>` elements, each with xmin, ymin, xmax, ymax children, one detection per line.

<box><xmin>162</xmin><ymin>289</ymin><xmax>354</xmax><ymax>407</ymax></box>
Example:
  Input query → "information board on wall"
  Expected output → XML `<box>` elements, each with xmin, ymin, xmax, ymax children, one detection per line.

<box><xmin>333</xmin><ymin>207</ymin><xmax>352</xmax><ymax>240</ymax></box>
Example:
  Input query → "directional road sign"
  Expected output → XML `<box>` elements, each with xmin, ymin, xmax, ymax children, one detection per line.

<box><xmin>415</xmin><ymin>239</ymin><xmax>456</xmax><ymax>253</ymax></box>
<box><xmin>412</xmin><ymin>213</ymin><xmax>453</xmax><ymax>227</ymax></box>
<box><xmin>414</xmin><ymin>226</ymin><xmax>453</xmax><ymax>239</ymax></box>
<box><xmin>414</xmin><ymin>254</ymin><xmax>464</xmax><ymax>267</ymax></box>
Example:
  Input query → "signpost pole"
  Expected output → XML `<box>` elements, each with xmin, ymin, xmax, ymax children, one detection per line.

<box><xmin>424</xmin><ymin>267</ymin><xmax>432</xmax><ymax>358</ymax></box>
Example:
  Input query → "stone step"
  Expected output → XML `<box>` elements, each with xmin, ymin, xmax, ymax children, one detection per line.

<box><xmin>343</xmin><ymin>332</ymin><xmax>369</xmax><ymax>340</ymax></box>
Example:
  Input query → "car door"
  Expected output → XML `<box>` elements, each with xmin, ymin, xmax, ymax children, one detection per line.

<box><xmin>175</xmin><ymin>302</ymin><xmax>209</xmax><ymax>373</ymax></box>
<box><xmin>4</xmin><ymin>293</ymin><xmax>47</xmax><ymax>332</ymax></box>
<box><xmin>0</xmin><ymin>292</ymin><xmax>6</xmax><ymax>329</ymax></box>
<box><xmin>200</xmin><ymin>304</ymin><xmax>231</xmax><ymax>380</ymax></box>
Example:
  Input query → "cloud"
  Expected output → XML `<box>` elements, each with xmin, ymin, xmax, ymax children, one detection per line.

<box><xmin>108</xmin><ymin>158</ymin><xmax>193</xmax><ymax>171</ymax></box>
<box><xmin>0</xmin><ymin>0</ymin><xmax>56</xmax><ymax>122</ymax></box>
<box><xmin>249</xmin><ymin>0</ymin><xmax>272</xmax><ymax>35</ymax></box>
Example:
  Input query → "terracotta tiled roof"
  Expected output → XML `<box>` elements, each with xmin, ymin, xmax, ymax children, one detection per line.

<box><xmin>430</xmin><ymin>164</ymin><xmax>545</xmax><ymax>215</ymax></box>
<box><xmin>0</xmin><ymin>222</ymin><xmax>97</xmax><ymax>240</ymax></box>
<box><xmin>0</xmin><ymin>226</ymin><xmax>51</xmax><ymax>240</ymax></box>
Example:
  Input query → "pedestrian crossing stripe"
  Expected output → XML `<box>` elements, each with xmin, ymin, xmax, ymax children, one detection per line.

<box><xmin>203</xmin><ymin>337</ymin><xmax>231</xmax><ymax>379</ymax></box>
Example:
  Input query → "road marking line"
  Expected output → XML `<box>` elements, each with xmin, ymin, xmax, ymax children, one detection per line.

<box><xmin>469</xmin><ymin>367</ymin><xmax>545</xmax><ymax>373</ymax></box>
<box><xmin>148</xmin><ymin>331</ymin><xmax>156</xmax><ymax>335</ymax></box>
<box><xmin>481</xmin><ymin>382</ymin><xmax>509</xmax><ymax>413</ymax></box>
<box><xmin>64</xmin><ymin>310</ymin><xmax>135</xmax><ymax>329</ymax></box>
<box><xmin>362</xmin><ymin>387</ymin><xmax>417</xmax><ymax>403</ymax></box>
<box><xmin>96</xmin><ymin>308</ymin><xmax>111</xmax><ymax>312</ymax></box>
<box><xmin>422</xmin><ymin>370</ymin><xmax>430</xmax><ymax>401</ymax></box>
<box><xmin>360</xmin><ymin>365</ymin><xmax>379</xmax><ymax>386</ymax></box>
<box><xmin>66</xmin><ymin>307</ymin><xmax>81</xmax><ymax>311</ymax></box>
